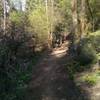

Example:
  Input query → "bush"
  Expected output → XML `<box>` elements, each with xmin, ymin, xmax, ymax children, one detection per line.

<box><xmin>83</xmin><ymin>74</ymin><xmax>97</xmax><ymax>86</ymax></box>
<box><xmin>76</xmin><ymin>30</ymin><xmax>100</xmax><ymax>65</ymax></box>
<box><xmin>0</xmin><ymin>33</ymin><xmax>39</xmax><ymax>100</ymax></box>
<box><xmin>89</xmin><ymin>30</ymin><xmax>100</xmax><ymax>53</ymax></box>
<box><xmin>82</xmin><ymin>71</ymin><xmax>100</xmax><ymax>86</ymax></box>
<box><xmin>77</xmin><ymin>38</ymin><xmax>97</xmax><ymax>65</ymax></box>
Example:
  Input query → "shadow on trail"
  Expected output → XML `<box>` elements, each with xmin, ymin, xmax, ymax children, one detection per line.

<box><xmin>24</xmin><ymin>43</ymin><xmax>90</xmax><ymax>100</ymax></box>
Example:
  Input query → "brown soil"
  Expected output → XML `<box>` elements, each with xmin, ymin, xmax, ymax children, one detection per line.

<box><xmin>25</xmin><ymin>42</ymin><xmax>88</xmax><ymax>100</ymax></box>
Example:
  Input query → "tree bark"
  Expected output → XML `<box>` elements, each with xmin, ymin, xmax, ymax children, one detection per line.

<box><xmin>45</xmin><ymin>0</ymin><xmax>52</xmax><ymax>49</ymax></box>
<box><xmin>2</xmin><ymin>0</ymin><xmax>6</xmax><ymax>35</ymax></box>
<box><xmin>80</xmin><ymin>0</ymin><xmax>86</xmax><ymax>38</ymax></box>
<box><xmin>50</xmin><ymin>0</ymin><xmax>54</xmax><ymax>48</ymax></box>
<box><xmin>72</xmin><ymin>0</ymin><xmax>78</xmax><ymax>51</ymax></box>
<box><xmin>86</xmin><ymin>0</ymin><xmax>94</xmax><ymax>32</ymax></box>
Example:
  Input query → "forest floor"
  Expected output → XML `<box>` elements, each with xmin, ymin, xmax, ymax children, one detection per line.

<box><xmin>24</xmin><ymin>42</ymin><xmax>100</xmax><ymax>100</ymax></box>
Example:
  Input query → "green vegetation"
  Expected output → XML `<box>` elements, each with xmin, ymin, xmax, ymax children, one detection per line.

<box><xmin>0</xmin><ymin>0</ymin><xmax>100</xmax><ymax>99</ymax></box>
<box><xmin>66</xmin><ymin>30</ymin><xmax>100</xmax><ymax>81</ymax></box>
<box><xmin>78</xmin><ymin>71</ymin><xmax>100</xmax><ymax>86</ymax></box>
<box><xmin>77</xmin><ymin>40</ymin><xmax>97</xmax><ymax>65</ymax></box>
<box><xmin>0</xmin><ymin>44</ymin><xmax>40</xmax><ymax>100</ymax></box>
<box><xmin>82</xmin><ymin>74</ymin><xmax>97</xmax><ymax>85</ymax></box>
<box><xmin>76</xmin><ymin>31</ymin><xmax>100</xmax><ymax>65</ymax></box>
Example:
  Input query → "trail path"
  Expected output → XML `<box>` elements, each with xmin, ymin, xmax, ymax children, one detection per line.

<box><xmin>25</xmin><ymin>42</ymin><xmax>86</xmax><ymax>100</ymax></box>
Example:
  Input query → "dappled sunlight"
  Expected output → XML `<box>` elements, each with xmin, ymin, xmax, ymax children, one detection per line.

<box><xmin>51</xmin><ymin>49</ymin><xmax>67</xmax><ymax>58</ymax></box>
<box><xmin>24</xmin><ymin>43</ymin><xmax>90</xmax><ymax>100</ymax></box>
<box><xmin>51</xmin><ymin>42</ymin><xmax>69</xmax><ymax>58</ymax></box>
<box><xmin>0</xmin><ymin>0</ymin><xmax>99</xmax><ymax>100</ymax></box>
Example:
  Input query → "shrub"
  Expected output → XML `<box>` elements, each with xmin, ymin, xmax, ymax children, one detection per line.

<box><xmin>76</xmin><ymin>30</ymin><xmax>100</xmax><ymax>65</ymax></box>
<box><xmin>82</xmin><ymin>71</ymin><xmax>100</xmax><ymax>86</ymax></box>
<box><xmin>83</xmin><ymin>74</ymin><xmax>97</xmax><ymax>86</ymax></box>
<box><xmin>0</xmin><ymin>33</ymin><xmax>39</xmax><ymax>100</ymax></box>
<box><xmin>77</xmin><ymin>38</ymin><xmax>97</xmax><ymax>65</ymax></box>
<box><xmin>89</xmin><ymin>30</ymin><xmax>100</xmax><ymax>54</ymax></box>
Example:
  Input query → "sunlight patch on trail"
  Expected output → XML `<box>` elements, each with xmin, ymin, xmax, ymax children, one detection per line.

<box><xmin>50</xmin><ymin>42</ymin><xmax>68</xmax><ymax>58</ymax></box>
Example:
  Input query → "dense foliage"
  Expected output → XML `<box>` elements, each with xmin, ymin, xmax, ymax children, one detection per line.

<box><xmin>0</xmin><ymin>0</ymin><xmax>100</xmax><ymax>100</ymax></box>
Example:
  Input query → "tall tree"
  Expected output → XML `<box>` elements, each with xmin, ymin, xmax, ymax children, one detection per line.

<box><xmin>71</xmin><ymin>0</ymin><xmax>79</xmax><ymax>51</ymax></box>
<box><xmin>50</xmin><ymin>0</ymin><xmax>54</xmax><ymax>36</ymax></box>
<box><xmin>80</xmin><ymin>0</ymin><xmax>87</xmax><ymax>38</ymax></box>
<box><xmin>86</xmin><ymin>0</ymin><xmax>94</xmax><ymax>31</ymax></box>
<box><xmin>45</xmin><ymin>0</ymin><xmax>52</xmax><ymax>48</ymax></box>
<box><xmin>2</xmin><ymin>0</ymin><xmax>6</xmax><ymax>34</ymax></box>
<box><xmin>0</xmin><ymin>0</ymin><xmax>3</xmax><ymax>29</ymax></box>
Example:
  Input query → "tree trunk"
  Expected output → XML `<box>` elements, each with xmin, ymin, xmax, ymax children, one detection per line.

<box><xmin>80</xmin><ymin>0</ymin><xmax>86</xmax><ymax>38</ymax></box>
<box><xmin>50</xmin><ymin>0</ymin><xmax>54</xmax><ymax>47</ymax></box>
<box><xmin>71</xmin><ymin>0</ymin><xmax>78</xmax><ymax>51</ymax></box>
<box><xmin>45</xmin><ymin>0</ymin><xmax>52</xmax><ymax>49</ymax></box>
<box><xmin>3</xmin><ymin>0</ymin><xmax>6</xmax><ymax>35</ymax></box>
<box><xmin>86</xmin><ymin>0</ymin><xmax>94</xmax><ymax>32</ymax></box>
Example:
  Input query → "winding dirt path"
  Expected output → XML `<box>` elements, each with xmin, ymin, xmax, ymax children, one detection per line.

<box><xmin>25</xmin><ymin>42</ymin><xmax>87</xmax><ymax>100</ymax></box>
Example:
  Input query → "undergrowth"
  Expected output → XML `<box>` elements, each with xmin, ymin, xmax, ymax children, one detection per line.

<box><xmin>0</xmin><ymin>53</ymin><xmax>41</xmax><ymax>100</ymax></box>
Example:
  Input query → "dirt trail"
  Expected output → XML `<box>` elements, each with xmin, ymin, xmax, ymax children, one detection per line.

<box><xmin>25</xmin><ymin>42</ymin><xmax>87</xmax><ymax>100</ymax></box>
